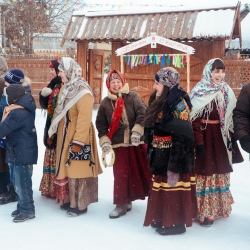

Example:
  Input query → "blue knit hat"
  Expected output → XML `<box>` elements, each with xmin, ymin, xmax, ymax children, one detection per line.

<box><xmin>4</xmin><ymin>68</ymin><xmax>24</xmax><ymax>84</ymax></box>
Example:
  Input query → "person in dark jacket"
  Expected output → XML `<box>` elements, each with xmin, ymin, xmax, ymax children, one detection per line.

<box><xmin>233</xmin><ymin>82</ymin><xmax>250</xmax><ymax>152</ymax></box>
<box><xmin>0</xmin><ymin>68</ymin><xmax>34</xmax><ymax>205</ymax></box>
<box><xmin>0</xmin><ymin>56</ymin><xmax>9</xmax><ymax>198</ymax></box>
<box><xmin>143</xmin><ymin>67</ymin><xmax>196</xmax><ymax>235</ymax></box>
<box><xmin>96</xmin><ymin>69</ymin><xmax>151</xmax><ymax>219</ymax></box>
<box><xmin>0</xmin><ymin>84</ymin><xmax>38</xmax><ymax>222</ymax></box>
<box><xmin>39</xmin><ymin>59</ymin><xmax>63</xmax><ymax>197</ymax></box>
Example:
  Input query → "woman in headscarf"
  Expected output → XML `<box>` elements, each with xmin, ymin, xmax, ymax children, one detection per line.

<box><xmin>0</xmin><ymin>56</ymin><xmax>9</xmax><ymax>199</ymax></box>
<box><xmin>39</xmin><ymin>59</ymin><xmax>63</xmax><ymax>197</ymax></box>
<box><xmin>190</xmin><ymin>58</ymin><xmax>243</xmax><ymax>227</ymax></box>
<box><xmin>96</xmin><ymin>69</ymin><xmax>151</xmax><ymax>219</ymax></box>
<box><xmin>48</xmin><ymin>57</ymin><xmax>102</xmax><ymax>216</ymax></box>
<box><xmin>143</xmin><ymin>67</ymin><xmax>196</xmax><ymax>236</ymax></box>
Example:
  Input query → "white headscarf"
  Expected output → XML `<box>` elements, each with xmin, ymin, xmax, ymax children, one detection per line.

<box><xmin>48</xmin><ymin>57</ymin><xmax>93</xmax><ymax>137</ymax></box>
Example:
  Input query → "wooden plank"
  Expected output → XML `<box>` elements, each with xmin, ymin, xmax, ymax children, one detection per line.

<box><xmin>173</xmin><ymin>12</ymin><xmax>184</xmax><ymax>39</ymax></box>
<box><xmin>120</xmin><ymin>16</ymin><xmax>129</xmax><ymax>40</ymax></box>
<box><xmin>158</xmin><ymin>13</ymin><xmax>169</xmax><ymax>37</ymax></box>
<box><xmin>187</xmin><ymin>11</ymin><xmax>198</xmax><ymax>39</ymax></box>
<box><xmin>180</xmin><ymin>12</ymin><xmax>191</xmax><ymax>39</ymax></box>
<box><xmin>100</xmin><ymin>16</ymin><xmax>111</xmax><ymax>39</ymax></box>
<box><xmin>93</xmin><ymin>17</ymin><xmax>104</xmax><ymax>39</ymax></box>
<box><xmin>134</xmin><ymin>15</ymin><xmax>145</xmax><ymax>39</ymax></box>
<box><xmin>165</xmin><ymin>13</ymin><xmax>176</xmax><ymax>39</ymax></box>
<box><xmin>114</xmin><ymin>16</ymin><xmax>124</xmax><ymax>39</ymax></box>
<box><xmin>80</xmin><ymin>18</ymin><xmax>91</xmax><ymax>39</ymax></box>
<box><xmin>87</xmin><ymin>17</ymin><xmax>98</xmax><ymax>39</ymax></box>
<box><xmin>151</xmin><ymin>13</ymin><xmax>161</xmax><ymax>33</ymax></box>
<box><xmin>127</xmin><ymin>15</ymin><xmax>137</xmax><ymax>39</ymax></box>
<box><xmin>142</xmin><ymin>14</ymin><xmax>153</xmax><ymax>38</ymax></box>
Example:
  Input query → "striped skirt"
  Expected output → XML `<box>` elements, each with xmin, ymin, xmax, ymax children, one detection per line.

<box><xmin>144</xmin><ymin>171</ymin><xmax>197</xmax><ymax>227</ymax></box>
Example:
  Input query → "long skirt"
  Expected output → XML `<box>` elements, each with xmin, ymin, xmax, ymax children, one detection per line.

<box><xmin>113</xmin><ymin>145</ymin><xmax>152</xmax><ymax>204</ymax></box>
<box><xmin>196</xmin><ymin>173</ymin><xmax>234</xmax><ymax>222</ymax></box>
<box><xmin>144</xmin><ymin>171</ymin><xmax>197</xmax><ymax>227</ymax></box>
<box><xmin>39</xmin><ymin>148</ymin><xmax>56</xmax><ymax>197</ymax></box>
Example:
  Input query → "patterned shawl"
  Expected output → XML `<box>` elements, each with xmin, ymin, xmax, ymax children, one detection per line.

<box><xmin>190</xmin><ymin>58</ymin><xmax>236</xmax><ymax>164</ymax></box>
<box><xmin>48</xmin><ymin>57</ymin><xmax>93</xmax><ymax>137</ymax></box>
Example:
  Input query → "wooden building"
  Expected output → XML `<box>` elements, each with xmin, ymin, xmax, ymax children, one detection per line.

<box><xmin>62</xmin><ymin>2</ymin><xmax>242</xmax><ymax>106</ymax></box>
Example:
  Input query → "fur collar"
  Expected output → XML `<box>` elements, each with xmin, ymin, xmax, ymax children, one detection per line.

<box><xmin>108</xmin><ymin>83</ymin><xmax>129</xmax><ymax>101</ymax></box>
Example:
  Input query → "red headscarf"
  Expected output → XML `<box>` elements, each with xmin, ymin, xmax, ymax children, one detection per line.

<box><xmin>106</xmin><ymin>69</ymin><xmax>125</xmax><ymax>141</ymax></box>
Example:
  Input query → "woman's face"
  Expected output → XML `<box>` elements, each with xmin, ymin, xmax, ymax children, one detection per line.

<box><xmin>153</xmin><ymin>80</ymin><xmax>164</xmax><ymax>96</ymax></box>
<box><xmin>58</xmin><ymin>71</ymin><xmax>67</xmax><ymax>83</ymax></box>
<box><xmin>211</xmin><ymin>68</ymin><xmax>225</xmax><ymax>84</ymax></box>
<box><xmin>49</xmin><ymin>68</ymin><xmax>57</xmax><ymax>78</ymax></box>
<box><xmin>109</xmin><ymin>79</ymin><xmax>123</xmax><ymax>93</ymax></box>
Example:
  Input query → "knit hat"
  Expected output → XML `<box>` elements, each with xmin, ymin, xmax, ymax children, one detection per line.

<box><xmin>154</xmin><ymin>67</ymin><xmax>180</xmax><ymax>88</ymax></box>
<box><xmin>4</xmin><ymin>84</ymin><xmax>25</xmax><ymax>105</ymax></box>
<box><xmin>4</xmin><ymin>68</ymin><xmax>24</xmax><ymax>84</ymax></box>
<box><xmin>49</xmin><ymin>59</ymin><xmax>60</xmax><ymax>74</ymax></box>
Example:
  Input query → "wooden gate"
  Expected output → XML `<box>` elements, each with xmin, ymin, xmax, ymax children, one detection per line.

<box><xmin>88</xmin><ymin>49</ymin><xmax>105</xmax><ymax>109</ymax></box>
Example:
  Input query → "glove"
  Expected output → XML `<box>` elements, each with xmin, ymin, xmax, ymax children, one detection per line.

<box><xmin>167</xmin><ymin>170</ymin><xmax>179</xmax><ymax>187</ymax></box>
<box><xmin>101</xmin><ymin>142</ymin><xmax>112</xmax><ymax>154</ymax></box>
<box><xmin>196</xmin><ymin>145</ymin><xmax>206</xmax><ymax>157</ymax></box>
<box><xmin>240</xmin><ymin>135</ymin><xmax>250</xmax><ymax>153</ymax></box>
<box><xmin>227</xmin><ymin>138</ymin><xmax>236</xmax><ymax>152</ymax></box>
<box><xmin>41</xmin><ymin>87</ymin><xmax>52</xmax><ymax>97</ymax></box>
<box><xmin>131</xmin><ymin>132</ymin><xmax>141</xmax><ymax>146</ymax></box>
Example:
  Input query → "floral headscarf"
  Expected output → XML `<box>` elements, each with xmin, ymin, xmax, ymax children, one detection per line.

<box><xmin>48</xmin><ymin>57</ymin><xmax>93</xmax><ymax>137</ymax></box>
<box><xmin>190</xmin><ymin>58</ymin><xmax>236</xmax><ymax>164</ymax></box>
<box><xmin>154</xmin><ymin>67</ymin><xmax>180</xmax><ymax>88</ymax></box>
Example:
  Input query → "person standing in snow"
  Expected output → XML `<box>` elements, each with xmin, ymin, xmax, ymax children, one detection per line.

<box><xmin>48</xmin><ymin>57</ymin><xmax>102</xmax><ymax>216</ymax></box>
<box><xmin>96</xmin><ymin>69</ymin><xmax>151</xmax><ymax>219</ymax></box>
<box><xmin>0</xmin><ymin>56</ymin><xmax>9</xmax><ymax>199</ymax></box>
<box><xmin>143</xmin><ymin>67</ymin><xmax>196</xmax><ymax>235</ymax></box>
<box><xmin>0</xmin><ymin>84</ymin><xmax>38</xmax><ymax>222</ymax></box>
<box><xmin>233</xmin><ymin>82</ymin><xmax>250</xmax><ymax>153</ymax></box>
<box><xmin>0</xmin><ymin>68</ymin><xmax>33</xmax><ymax>205</ymax></box>
<box><xmin>190</xmin><ymin>58</ymin><xmax>243</xmax><ymax>227</ymax></box>
<box><xmin>39</xmin><ymin>59</ymin><xmax>63</xmax><ymax>197</ymax></box>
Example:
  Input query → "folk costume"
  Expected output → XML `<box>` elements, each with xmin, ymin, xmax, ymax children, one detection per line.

<box><xmin>190</xmin><ymin>58</ymin><xmax>243</xmax><ymax>226</ymax></box>
<box><xmin>96</xmin><ymin>69</ymin><xmax>151</xmax><ymax>219</ymax></box>
<box><xmin>39</xmin><ymin>59</ymin><xmax>63</xmax><ymax>197</ymax></box>
<box><xmin>48</xmin><ymin>57</ymin><xmax>102</xmax><ymax>216</ymax></box>
<box><xmin>143</xmin><ymin>67</ymin><xmax>197</xmax><ymax>236</ymax></box>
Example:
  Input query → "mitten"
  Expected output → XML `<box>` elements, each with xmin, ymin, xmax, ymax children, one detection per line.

<box><xmin>131</xmin><ymin>132</ymin><xmax>141</xmax><ymax>146</ymax></box>
<box><xmin>240</xmin><ymin>135</ymin><xmax>250</xmax><ymax>153</ymax></box>
<box><xmin>167</xmin><ymin>170</ymin><xmax>179</xmax><ymax>187</ymax></box>
<box><xmin>196</xmin><ymin>145</ymin><xmax>206</xmax><ymax>157</ymax></box>
<box><xmin>102</xmin><ymin>142</ymin><xmax>112</xmax><ymax>154</ymax></box>
<box><xmin>41</xmin><ymin>87</ymin><xmax>52</xmax><ymax>97</ymax></box>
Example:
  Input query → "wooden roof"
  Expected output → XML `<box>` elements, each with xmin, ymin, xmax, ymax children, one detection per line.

<box><xmin>61</xmin><ymin>3</ymin><xmax>241</xmax><ymax>46</ymax></box>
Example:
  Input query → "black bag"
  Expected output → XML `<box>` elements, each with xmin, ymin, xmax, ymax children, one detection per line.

<box><xmin>65</xmin><ymin>124</ymin><xmax>95</xmax><ymax>167</ymax></box>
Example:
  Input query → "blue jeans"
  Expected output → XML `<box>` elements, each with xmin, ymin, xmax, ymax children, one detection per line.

<box><xmin>8</xmin><ymin>163</ymin><xmax>14</xmax><ymax>188</ymax></box>
<box><xmin>13</xmin><ymin>164</ymin><xmax>35</xmax><ymax>216</ymax></box>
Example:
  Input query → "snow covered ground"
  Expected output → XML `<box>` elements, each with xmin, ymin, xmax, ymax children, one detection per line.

<box><xmin>1</xmin><ymin>108</ymin><xmax>250</xmax><ymax>250</ymax></box>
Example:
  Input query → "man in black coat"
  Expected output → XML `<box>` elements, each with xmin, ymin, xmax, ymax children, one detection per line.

<box><xmin>233</xmin><ymin>82</ymin><xmax>250</xmax><ymax>153</ymax></box>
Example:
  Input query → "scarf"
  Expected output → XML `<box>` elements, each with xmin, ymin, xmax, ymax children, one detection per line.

<box><xmin>107</xmin><ymin>83</ymin><xmax>129</xmax><ymax>141</ymax></box>
<box><xmin>190</xmin><ymin>58</ymin><xmax>236</xmax><ymax>164</ymax></box>
<box><xmin>48</xmin><ymin>58</ymin><xmax>93</xmax><ymax>137</ymax></box>
<box><xmin>105</xmin><ymin>70</ymin><xmax>127</xmax><ymax>141</ymax></box>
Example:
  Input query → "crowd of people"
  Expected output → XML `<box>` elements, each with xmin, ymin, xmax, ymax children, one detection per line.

<box><xmin>0</xmin><ymin>55</ymin><xmax>249</xmax><ymax>236</ymax></box>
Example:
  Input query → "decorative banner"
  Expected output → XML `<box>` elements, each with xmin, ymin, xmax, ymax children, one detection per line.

<box><xmin>116</xmin><ymin>34</ymin><xmax>195</xmax><ymax>55</ymax></box>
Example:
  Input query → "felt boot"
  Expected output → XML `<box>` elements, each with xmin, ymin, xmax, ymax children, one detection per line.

<box><xmin>109</xmin><ymin>204</ymin><xmax>127</xmax><ymax>219</ymax></box>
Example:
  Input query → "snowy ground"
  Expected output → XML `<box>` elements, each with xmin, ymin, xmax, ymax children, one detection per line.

<box><xmin>1</xmin><ymin>108</ymin><xmax>250</xmax><ymax>250</ymax></box>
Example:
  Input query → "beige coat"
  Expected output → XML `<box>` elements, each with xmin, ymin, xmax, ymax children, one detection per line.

<box><xmin>56</xmin><ymin>90</ymin><xmax>102</xmax><ymax>179</ymax></box>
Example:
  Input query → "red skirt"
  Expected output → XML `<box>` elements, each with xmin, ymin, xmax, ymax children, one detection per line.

<box><xmin>144</xmin><ymin>170</ymin><xmax>197</xmax><ymax>227</ymax></box>
<box><xmin>113</xmin><ymin>145</ymin><xmax>152</xmax><ymax>204</ymax></box>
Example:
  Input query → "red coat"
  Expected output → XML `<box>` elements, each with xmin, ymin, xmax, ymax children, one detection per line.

<box><xmin>192</xmin><ymin>102</ymin><xmax>243</xmax><ymax>176</ymax></box>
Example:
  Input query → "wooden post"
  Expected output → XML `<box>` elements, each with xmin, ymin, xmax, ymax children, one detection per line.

<box><xmin>187</xmin><ymin>53</ymin><xmax>190</xmax><ymax>93</ymax></box>
<box><xmin>120</xmin><ymin>55</ymin><xmax>124</xmax><ymax>73</ymax></box>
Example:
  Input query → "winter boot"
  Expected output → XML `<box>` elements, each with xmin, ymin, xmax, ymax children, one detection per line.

<box><xmin>156</xmin><ymin>224</ymin><xmax>186</xmax><ymax>235</ymax></box>
<box><xmin>151</xmin><ymin>221</ymin><xmax>163</xmax><ymax>229</ymax></box>
<box><xmin>67</xmin><ymin>207</ymin><xmax>88</xmax><ymax>217</ymax></box>
<box><xmin>109</xmin><ymin>204</ymin><xmax>127</xmax><ymax>219</ymax></box>
<box><xmin>126</xmin><ymin>201</ymin><xmax>132</xmax><ymax>212</ymax></box>
<box><xmin>200</xmin><ymin>218</ymin><xmax>214</xmax><ymax>227</ymax></box>
<box><xmin>13</xmin><ymin>214</ymin><xmax>35</xmax><ymax>223</ymax></box>
<box><xmin>0</xmin><ymin>187</ymin><xmax>17</xmax><ymax>205</ymax></box>
<box><xmin>60</xmin><ymin>202</ymin><xmax>70</xmax><ymax>211</ymax></box>
<box><xmin>11</xmin><ymin>210</ymin><xmax>20</xmax><ymax>217</ymax></box>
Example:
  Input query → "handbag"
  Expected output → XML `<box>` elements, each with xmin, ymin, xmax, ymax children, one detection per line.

<box><xmin>65</xmin><ymin>123</ymin><xmax>95</xmax><ymax>167</ymax></box>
